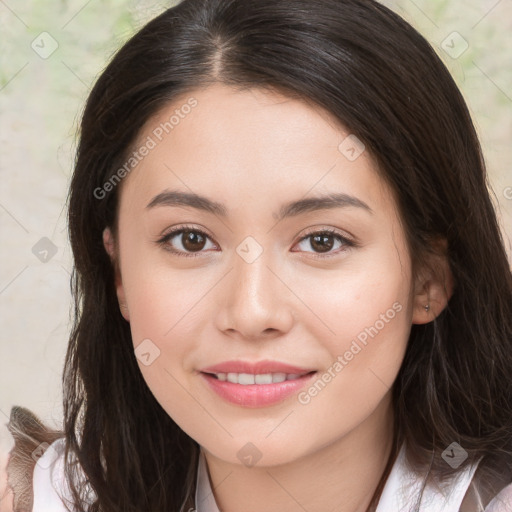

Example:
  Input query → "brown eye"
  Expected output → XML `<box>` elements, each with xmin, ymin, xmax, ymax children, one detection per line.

<box><xmin>180</xmin><ymin>230</ymin><xmax>207</xmax><ymax>252</ymax></box>
<box><xmin>157</xmin><ymin>227</ymin><xmax>216</xmax><ymax>257</ymax></box>
<box><xmin>309</xmin><ymin>233</ymin><xmax>336</xmax><ymax>253</ymax></box>
<box><xmin>293</xmin><ymin>229</ymin><xmax>355</xmax><ymax>258</ymax></box>
<box><xmin>157</xmin><ymin>226</ymin><xmax>355</xmax><ymax>259</ymax></box>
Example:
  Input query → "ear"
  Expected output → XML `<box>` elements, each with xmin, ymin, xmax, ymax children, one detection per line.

<box><xmin>411</xmin><ymin>237</ymin><xmax>454</xmax><ymax>324</ymax></box>
<box><xmin>103</xmin><ymin>227</ymin><xmax>130</xmax><ymax>322</ymax></box>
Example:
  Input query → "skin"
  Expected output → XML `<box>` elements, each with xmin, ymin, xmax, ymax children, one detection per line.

<box><xmin>103</xmin><ymin>83</ymin><xmax>453</xmax><ymax>512</ymax></box>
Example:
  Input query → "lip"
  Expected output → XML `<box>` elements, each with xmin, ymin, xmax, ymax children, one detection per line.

<box><xmin>200</xmin><ymin>360</ymin><xmax>316</xmax><ymax>375</ymax></box>
<box><xmin>199</xmin><ymin>360</ymin><xmax>317</xmax><ymax>408</ymax></box>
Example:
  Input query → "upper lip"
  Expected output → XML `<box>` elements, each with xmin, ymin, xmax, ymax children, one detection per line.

<box><xmin>200</xmin><ymin>360</ymin><xmax>316</xmax><ymax>375</ymax></box>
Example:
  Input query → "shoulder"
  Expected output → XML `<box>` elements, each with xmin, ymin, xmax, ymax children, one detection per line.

<box><xmin>484</xmin><ymin>483</ymin><xmax>512</xmax><ymax>512</ymax></box>
<box><xmin>379</xmin><ymin>443</ymin><xmax>512</xmax><ymax>512</ymax></box>
<box><xmin>31</xmin><ymin>438</ymin><xmax>73</xmax><ymax>512</ymax></box>
<box><xmin>458</xmin><ymin>454</ymin><xmax>512</xmax><ymax>512</ymax></box>
<box><xmin>1</xmin><ymin>406</ymin><xmax>65</xmax><ymax>512</ymax></box>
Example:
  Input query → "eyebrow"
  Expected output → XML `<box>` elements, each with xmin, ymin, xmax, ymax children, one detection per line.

<box><xmin>146</xmin><ymin>189</ymin><xmax>374</xmax><ymax>220</ymax></box>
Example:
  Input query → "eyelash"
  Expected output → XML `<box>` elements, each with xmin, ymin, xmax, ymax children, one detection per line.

<box><xmin>155</xmin><ymin>224</ymin><xmax>356</xmax><ymax>259</ymax></box>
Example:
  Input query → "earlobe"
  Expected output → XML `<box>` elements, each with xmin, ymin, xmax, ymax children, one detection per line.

<box><xmin>102</xmin><ymin>227</ymin><xmax>116</xmax><ymax>261</ymax></box>
<box><xmin>102</xmin><ymin>227</ymin><xmax>130</xmax><ymax>322</ymax></box>
<box><xmin>412</xmin><ymin>238</ymin><xmax>454</xmax><ymax>325</ymax></box>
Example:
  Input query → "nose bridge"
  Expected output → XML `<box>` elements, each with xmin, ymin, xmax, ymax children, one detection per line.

<box><xmin>235</xmin><ymin>246</ymin><xmax>271</xmax><ymax>306</ymax></box>
<box><xmin>217</xmin><ymin>239</ymin><xmax>293</xmax><ymax>338</ymax></box>
<box><xmin>234</xmin><ymin>245</ymin><xmax>277</xmax><ymax>316</ymax></box>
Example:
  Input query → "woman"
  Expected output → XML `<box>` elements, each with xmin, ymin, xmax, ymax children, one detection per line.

<box><xmin>2</xmin><ymin>0</ymin><xmax>512</xmax><ymax>510</ymax></box>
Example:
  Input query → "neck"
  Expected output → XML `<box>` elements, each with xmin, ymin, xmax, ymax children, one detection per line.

<box><xmin>201</xmin><ymin>392</ymin><xmax>395</xmax><ymax>512</ymax></box>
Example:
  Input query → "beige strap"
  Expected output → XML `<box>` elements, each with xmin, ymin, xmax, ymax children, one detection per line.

<box><xmin>5</xmin><ymin>406</ymin><xmax>64</xmax><ymax>512</ymax></box>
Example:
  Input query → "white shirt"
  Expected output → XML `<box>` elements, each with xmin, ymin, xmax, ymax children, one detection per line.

<box><xmin>32</xmin><ymin>438</ymin><xmax>512</xmax><ymax>512</ymax></box>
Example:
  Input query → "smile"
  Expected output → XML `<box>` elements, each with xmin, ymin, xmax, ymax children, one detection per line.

<box><xmin>198</xmin><ymin>361</ymin><xmax>317</xmax><ymax>407</ymax></box>
<box><xmin>207</xmin><ymin>372</ymin><xmax>308</xmax><ymax>384</ymax></box>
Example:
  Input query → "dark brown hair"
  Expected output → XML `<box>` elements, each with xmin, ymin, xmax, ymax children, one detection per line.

<box><xmin>42</xmin><ymin>0</ymin><xmax>512</xmax><ymax>510</ymax></box>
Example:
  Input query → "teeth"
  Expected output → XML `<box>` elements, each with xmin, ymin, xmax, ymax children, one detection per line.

<box><xmin>238</xmin><ymin>373</ymin><xmax>255</xmax><ymax>385</ymax></box>
<box><xmin>213</xmin><ymin>372</ymin><xmax>308</xmax><ymax>385</ymax></box>
<box><xmin>255</xmin><ymin>374</ymin><xmax>273</xmax><ymax>384</ymax></box>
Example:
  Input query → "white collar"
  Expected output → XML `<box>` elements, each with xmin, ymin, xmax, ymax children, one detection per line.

<box><xmin>195</xmin><ymin>444</ymin><xmax>481</xmax><ymax>512</ymax></box>
<box><xmin>31</xmin><ymin>438</ymin><xmax>480</xmax><ymax>511</ymax></box>
<box><xmin>376</xmin><ymin>443</ymin><xmax>480</xmax><ymax>511</ymax></box>
<box><xmin>195</xmin><ymin>448</ymin><xmax>221</xmax><ymax>512</ymax></box>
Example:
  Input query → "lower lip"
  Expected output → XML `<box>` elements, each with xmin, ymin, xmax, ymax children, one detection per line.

<box><xmin>200</xmin><ymin>372</ymin><xmax>317</xmax><ymax>408</ymax></box>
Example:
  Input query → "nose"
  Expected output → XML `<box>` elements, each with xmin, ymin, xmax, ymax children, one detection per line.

<box><xmin>215</xmin><ymin>250</ymin><xmax>294</xmax><ymax>341</ymax></box>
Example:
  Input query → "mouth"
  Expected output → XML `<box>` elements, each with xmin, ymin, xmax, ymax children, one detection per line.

<box><xmin>198</xmin><ymin>361</ymin><xmax>318</xmax><ymax>407</ymax></box>
<box><xmin>199</xmin><ymin>359</ymin><xmax>316</xmax><ymax>376</ymax></box>
<box><xmin>201</xmin><ymin>370</ymin><xmax>316</xmax><ymax>385</ymax></box>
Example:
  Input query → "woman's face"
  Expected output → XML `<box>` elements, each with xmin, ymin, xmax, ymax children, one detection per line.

<box><xmin>104</xmin><ymin>83</ymin><xmax>432</xmax><ymax>467</ymax></box>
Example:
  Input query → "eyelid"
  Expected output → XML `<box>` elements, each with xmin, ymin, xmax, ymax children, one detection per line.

<box><xmin>158</xmin><ymin>223</ymin><xmax>215</xmax><ymax>242</ymax></box>
<box><xmin>297</xmin><ymin>226</ymin><xmax>356</xmax><ymax>244</ymax></box>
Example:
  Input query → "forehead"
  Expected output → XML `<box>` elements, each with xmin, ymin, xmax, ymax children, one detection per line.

<box><xmin>118</xmin><ymin>83</ymin><xmax>396</xmax><ymax>221</ymax></box>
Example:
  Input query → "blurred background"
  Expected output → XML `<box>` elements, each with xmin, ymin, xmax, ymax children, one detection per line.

<box><xmin>0</xmin><ymin>0</ymin><xmax>511</xmax><ymax>443</ymax></box>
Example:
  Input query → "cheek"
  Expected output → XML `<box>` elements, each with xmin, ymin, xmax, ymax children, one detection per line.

<box><xmin>122</xmin><ymin>266</ymin><xmax>206</xmax><ymax>427</ymax></box>
<box><xmin>120</xmin><ymin>238</ymin><xmax>207</xmax><ymax>343</ymax></box>
<box><xmin>295</xmin><ymin>240</ymin><xmax>412</xmax><ymax>350</ymax></box>
<box><xmin>293</xmin><ymin>290</ymin><xmax>411</xmax><ymax>455</ymax></box>
<box><xmin>297</xmin><ymin>240</ymin><xmax>413</xmax><ymax>399</ymax></box>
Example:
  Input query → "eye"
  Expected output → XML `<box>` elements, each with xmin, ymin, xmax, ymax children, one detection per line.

<box><xmin>156</xmin><ymin>225</ymin><xmax>356</xmax><ymax>259</ymax></box>
<box><xmin>292</xmin><ymin>228</ymin><xmax>355</xmax><ymax>258</ymax></box>
<box><xmin>156</xmin><ymin>225</ymin><xmax>217</xmax><ymax>258</ymax></box>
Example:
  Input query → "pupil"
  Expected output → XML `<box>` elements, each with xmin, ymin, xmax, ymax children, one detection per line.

<box><xmin>183</xmin><ymin>230</ymin><xmax>205</xmax><ymax>251</ymax></box>
<box><xmin>311</xmin><ymin>234</ymin><xmax>333</xmax><ymax>253</ymax></box>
